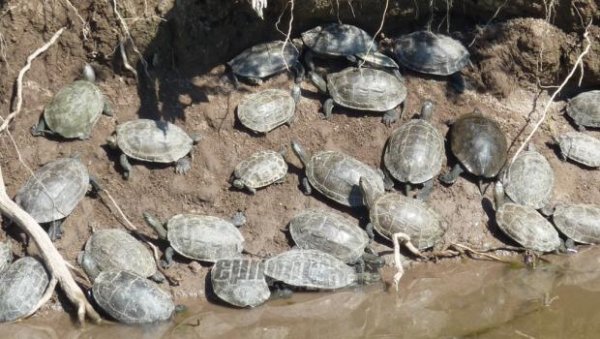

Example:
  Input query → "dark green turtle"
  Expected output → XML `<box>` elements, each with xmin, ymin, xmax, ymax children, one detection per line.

<box><xmin>32</xmin><ymin>64</ymin><xmax>112</xmax><ymax>139</ymax></box>
<box><xmin>566</xmin><ymin>90</ymin><xmax>600</xmax><ymax>130</ymax></box>
<box><xmin>211</xmin><ymin>258</ymin><xmax>270</xmax><ymax>308</ymax></box>
<box><xmin>0</xmin><ymin>257</ymin><xmax>50</xmax><ymax>322</ymax></box>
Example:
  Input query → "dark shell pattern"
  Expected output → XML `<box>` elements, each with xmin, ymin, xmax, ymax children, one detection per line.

<box><xmin>211</xmin><ymin>258</ymin><xmax>270</xmax><ymax>308</ymax></box>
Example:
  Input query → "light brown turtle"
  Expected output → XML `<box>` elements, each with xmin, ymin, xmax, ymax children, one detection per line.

<box><xmin>566</xmin><ymin>90</ymin><xmax>600</xmax><ymax>130</ymax></box>
<box><xmin>553</xmin><ymin>204</ymin><xmax>600</xmax><ymax>245</ymax></box>
<box><xmin>237</xmin><ymin>89</ymin><xmax>298</xmax><ymax>133</ymax></box>
<box><xmin>555</xmin><ymin>132</ymin><xmax>600</xmax><ymax>168</ymax></box>
<box><xmin>231</xmin><ymin>149</ymin><xmax>288</xmax><ymax>194</ymax></box>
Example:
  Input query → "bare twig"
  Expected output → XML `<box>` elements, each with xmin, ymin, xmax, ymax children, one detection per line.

<box><xmin>468</xmin><ymin>0</ymin><xmax>509</xmax><ymax>47</ymax></box>
<box><xmin>358</xmin><ymin>0</ymin><xmax>389</xmax><ymax>69</ymax></box>
<box><xmin>62</xmin><ymin>0</ymin><xmax>91</xmax><ymax>40</ymax></box>
<box><xmin>111</xmin><ymin>0</ymin><xmax>149</xmax><ymax>79</ymax></box>
<box><xmin>279</xmin><ymin>0</ymin><xmax>295</xmax><ymax>70</ymax></box>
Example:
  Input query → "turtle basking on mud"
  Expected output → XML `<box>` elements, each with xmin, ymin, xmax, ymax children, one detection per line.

<box><xmin>143</xmin><ymin>212</ymin><xmax>246</xmax><ymax>266</ymax></box>
<box><xmin>554</xmin><ymin>132</ymin><xmax>600</xmax><ymax>168</ymax></box>
<box><xmin>14</xmin><ymin>156</ymin><xmax>99</xmax><ymax>241</ymax></box>
<box><xmin>566</xmin><ymin>90</ymin><xmax>600</xmax><ymax>130</ymax></box>
<box><xmin>0</xmin><ymin>257</ymin><xmax>50</xmax><ymax>322</ymax></box>
<box><xmin>552</xmin><ymin>204</ymin><xmax>600</xmax><ymax>245</ymax></box>
<box><xmin>237</xmin><ymin>88</ymin><xmax>298</xmax><ymax>133</ymax></box>
<box><xmin>107</xmin><ymin>119</ymin><xmax>201</xmax><ymax>179</ymax></box>
<box><xmin>211</xmin><ymin>258</ymin><xmax>270</xmax><ymax>308</ymax></box>
<box><xmin>32</xmin><ymin>64</ymin><xmax>112</xmax><ymax>139</ymax></box>
<box><xmin>231</xmin><ymin>149</ymin><xmax>288</xmax><ymax>194</ymax></box>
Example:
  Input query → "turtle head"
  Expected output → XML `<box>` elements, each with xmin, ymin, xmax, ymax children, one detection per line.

<box><xmin>291</xmin><ymin>140</ymin><xmax>310</xmax><ymax>167</ymax></box>
<box><xmin>493</xmin><ymin>181</ymin><xmax>506</xmax><ymax>210</ymax></box>
<box><xmin>291</xmin><ymin>38</ymin><xmax>304</xmax><ymax>51</ymax></box>
<box><xmin>189</xmin><ymin>132</ymin><xmax>202</xmax><ymax>145</ymax></box>
<box><xmin>231</xmin><ymin>179</ymin><xmax>245</xmax><ymax>190</ymax></box>
<box><xmin>143</xmin><ymin>211</ymin><xmax>168</xmax><ymax>239</ymax></box>
<box><xmin>420</xmin><ymin>100</ymin><xmax>435</xmax><ymax>121</ymax></box>
<box><xmin>106</xmin><ymin>134</ymin><xmax>118</xmax><ymax>149</ymax></box>
<box><xmin>82</xmin><ymin>63</ymin><xmax>96</xmax><ymax>83</ymax></box>
<box><xmin>359</xmin><ymin>176</ymin><xmax>379</xmax><ymax>208</ymax></box>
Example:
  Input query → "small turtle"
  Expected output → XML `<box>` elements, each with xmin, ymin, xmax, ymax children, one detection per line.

<box><xmin>566</xmin><ymin>90</ymin><xmax>600</xmax><ymax>130</ymax></box>
<box><xmin>0</xmin><ymin>242</ymin><xmax>12</xmax><ymax>273</ymax></box>
<box><xmin>106</xmin><ymin>119</ymin><xmax>201</xmax><ymax>179</ymax></box>
<box><xmin>237</xmin><ymin>88</ymin><xmax>298</xmax><ymax>134</ymax></box>
<box><xmin>501</xmin><ymin>144</ymin><xmax>554</xmax><ymax>212</ymax></box>
<box><xmin>231</xmin><ymin>149</ymin><xmax>288</xmax><ymax>194</ymax></box>
<box><xmin>494</xmin><ymin>181</ymin><xmax>561</xmax><ymax>252</ymax></box>
<box><xmin>309</xmin><ymin>67</ymin><xmax>407</xmax><ymax>126</ymax></box>
<box><xmin>555</xmin><ymin>132</ymin><xmax>600</xmax><ymax>168</ymax></box>
<box><xmin>14</xmin><ymin>157</ymin><xmax>98</xmax><ymax>241</ymax></box>
<box><xmin>92</xmin><ymin>270</ymin><xmax>175</xmax><ymax>324</ymax></box>
<box><xmin>553</xmin><ymin>204</ymin><xmax>600</xmax><ymax>245</ymax></box>
<box><xmin>143</xmin><ymin>212</ymin><xmax>246</xmax><ymax>267</ymax></box>
<box><xmin>78</xmin><ymin>229</ymin><xmax>163</xmax><ymax>282</ymax></box>
<box><xmin>211</xmin><ymin>258</ymin><xmax>270</xmax><ymax>308</ymax></box>
<box><xmin>263</xmin><ymin>249</ymin><xmax>380</xmax><ymax>290</ymax></box>
<box><xmin>291</xmin><ymin>141</ymin><xmax>386</xmax><ymax>207</ymax></box>
<box><xmin>392</xmin><ymin>30</ymin><xmax>470</xmax><ymax>91</ymax></box>
<box><xmin>0</xmin><ymin>257</ymin><xmax>50</xmax><ymax>322</ymax></box>
<box><xmin>383</xmin><ymin>100</ymin><xmax>445</xmax><ymax>200</ymax></box>
<box><xmin>32</xmin><ymin>64</ymin><xmax>113</xmax><ymax>139</ymax></box>
<box><xmin>440</xmin><ymin>110</ymin><xmax>508</xmax><ymax>191</ymax></box>
<box><xmin>227</xmin><ymin>40</ymin><xmax>302</xmax><ymax>86</ymax></box>
<box><xmin>301</xmin><ymin>23</ymin><xmax>377</xmax><ymax>72</ymax></box>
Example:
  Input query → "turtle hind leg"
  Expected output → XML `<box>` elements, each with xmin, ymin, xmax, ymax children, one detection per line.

<box><xmin>31</xmin><ymin>117</ymin><xmax>51</xmax><ymax>137</ymax></box>
<box><xmin>175</xmin><ymin>157</ymin><xmax>192</xmax><ymax>175</ymax></box>
<box><xmin>161</xmin><ymin>247</ymin><xmax>175</xmax><ymax>268</ymax></box>
<box><xmin>102</xmin><ymin>100</ymin><xmax>114</xmax><ymax>117</ymax></box>
<box><xmin>119</xmin><ymin>153</ymin><xmax>133</xmax><ymax>180</ymax></box>
<box><xmin>439</xmin><ymin>164</ymin><xmax>463</xmax><ymax>184</ymax></box>
<box><xmin>382</xmin><ymin>108</ymin><xmax>400</xmax><ymax>126</ymax></box>
<box><xmin>300</xmin><ymin>177</ymin><xmax>312</xmax><ymax>195</ymax></box>
<box><xmin>416</xmin><ymin>179</ymin><xmax>434</xmax><ymax>201</ymax></box>
<box><xmin>47</xmin><ymin>219</ymin><xmax>64</xmax><ymax>241</ymax></box>
<box><xmin>323</xmin><ymin>98</ymin><xmax>334</xmax><ymax>119</ymax></box>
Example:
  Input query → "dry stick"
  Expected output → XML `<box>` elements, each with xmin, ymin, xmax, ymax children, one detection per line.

<box><xmin>0</xmin><ymin>27</ymin><xmax>65</xmax><ymax>133</ymax></box>
<box><xmin>62</xmin><ymin>0</ymin><xmax>90</xmax><ymax>40</ymax></box>
<box><xmin>508</xmin><ymin>21</ymin><xmax>592</xmax><ymax>167</ymax></box>
<box><xmin>468</xmin><ymin>0</ymin><xmax>509</xmax><ymax>47</ymax></box>
<box><xmin>358</xmin><ymin>0</ymin><xmax>389</xmax><ymax>69</ymax></box>
<box><xmin>112</xmin><ymin>0</ymin><xmax>149</xmax><ymax>79</ymax></box>
<box><xmin>279</xmin><ymin>0</ymin><xmax>295</xmax><ymax>71</ymax></box>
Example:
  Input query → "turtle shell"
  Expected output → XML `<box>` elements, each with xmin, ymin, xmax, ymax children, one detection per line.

<box><xmin>566</xmin><ymin>90</ymin><xmax>600</xmax><ymax>128</ymax></box>
<box><xmin>264</xmin><ymin>249</ymin><xmax>355</xmax><ymax>289</ymax></box>
<box><xmin>116</xmin><ymin>119</ymin><xmax>193</xmax><ymax>163</ymax></box>
<box><xmin>553</xmin><ymin>204</ymin><xmax>600</xmax><ymax>244</ymax></box>
<box><xmin>496</xmin><ymin>203</ymin><xmax>561</xmax><ymax>252</ymax></box>
<box><xmin>449</xmin><ymin>113</ymin><xmax>507</xmax><ymax>177</ymax></box>
<box><xmin>301</xmin><ymin>23</ymin><xmax>376</xmax><ymax>57</ymax></box>
<box><xmin>384</xmin><ymin>119</ymin><xmax>445</xmax><ymax>184</ymax></box>
<box><xmin>166</xmin><ymin>214</ymin><xmax>244</xmax><ymax>263</ymax></box>
<box><xmin>0</xmin><ymin>242</ymin><xmax>12</xmax><ymax>273</ymax></box>
<box><xmin>289</xmin><ymin>209</ymin><xmax>369</xmax><ymax>263</ymax></box>
<box><xmin>15</xmin><ymin>157</ymin><xmax>89</xmax><ymax>223</ymax></box>
<box><xmin>228</xmin><ymin>41</ymin><xmax>299</xmax><ymax>79</ymax></box>
<box><xmin>393</xmin><ymin>30</ymin><xmax>470</xmax><ymax>76</ymax></box>
<box><xmin>233</xmin><ymin>150</ymin><xmax>288</xmax><ymax>189</ymax></box>
<box><xmin>211</xmin><ymin>258</ymin><xmax>270</xmax><ymax>308</ymax></box>
<box><xmin>557</xmin><ymin>132</ymin><xmax>600</xmax><ymax>168</ymax></box>
<box><xmin>370</xmin><ymin>192</ymin><xmax>445</xmax><ymax>249</ymax></box>
<box><xmin>44</xmin><ymin>80</ymin><xmax>104</xmax><ymax>139</ymax></box>
<box><xmin>306</xmin><ymin>150</ymin><xmax>385</xmax><ymax>207</ymax></box>
<box><xmin>327</xmin><ymin>67</ymin><xmax>407</xmax><ymax>112</ymax></box>
<box><xmin>79</xmin><ymin>229</ymin><xmax>156</xmax><ymax>281</ymax></box>
<box><xmin>503</xmin><ymin>150</ymin><xmax>554</xmax><ymax>209</ymax></box>
<box><xmin>237</xmin><ymin>89</ymin><xmax>295</xmax><ymax>133</ymax></box>
<box><xmin>0</xmin><ymin>257</ymin><xmax>50</xmax><ymax>322</ymax></box>
<box><xmin>92</xmin><ymin>270</ymin><xmax>174</xmax><ymax>324</ymax></box>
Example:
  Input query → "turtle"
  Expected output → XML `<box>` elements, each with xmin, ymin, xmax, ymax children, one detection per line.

<box><xmin>263</xmin><ymin>249</ymin><xmax>380</xmax><ymax>290</ymax></box>
<box><xmin>231</xmin><ymin>149</ymin><xmax>288</xmax><ymax>194</ymax></box>
<box><xmin>291</xmin><ymin>140</ymin><xmax>386</xmax><ymax>207</ymax></box>
<box><xmin>552</xmin><ymin>204</ymin><xmax>600</xmax><ymax>245</ymax></box>
<box><xmin>227</xmin><ymin>40</ymin><xmax>303</xmax><ymax>86</ymax></box>
<box><xmin>501</xmin><ymin>143</ymin><xmax>554</xmax><ymax>213</ymax></box>
<box><xmin>78</xmin><ymin>229</ymin><xmax>163</xmax><ymax>282</ymax></box>
<box><xmin>493</xmin><ymin>181</ymin><xmax>561</xmax><ymax>252</ymax></box>
<box><xmin>391</xmin><ymin>30</ymin><xmax>470</xmax><ymax>92</ymax></box>
<box><xmin>383</xmin><ymin>100</ymin><xmax>445</xmax><ymax>200</ymax></box>
<box><xmin>301</xmin><ymin>23</ymin><xmax>377</xmax><ymax>72</ymax></box>
<box><xmin>32</xmin><ymin>64</ymin><xmax>113</xmax><ymax>139</ymax></box>
<box><xmin>92</xmin><ymin>270</ymin><xmax>175</xmax><ymax>324</ymax></box>
<box><xmin>143</xmin><ymin>212</ymin><xmax>246</xmax><ymax>267</ymax></box>
<box><xmin>210</xmin><ymin>258</ymin><xmax>270</xmax><ymax>308</ymax></box>
<box><xmin>565</xmin><ymin>90</ymin><xmax>600</xmax><ymax>130</ymax></box>
<box><xmin>309</xmin><ymin>67</ymin><xmax>407</xmax><ymax>126</ymax></box>
<box><xmin>237</xmin><ymin>88</ymin><xmax>298</xmax><ymax>134</ymax></box>
<box><xmin>14</xmin><ymin>157</ymin><xmax>99</xmax><ymax>241</ymax></box>
<box><xmin>0</xmin><ymin>257</ymin><xmax>50</xmax><ymax>322</ymax></box>
<box><xmin>440</xmin><ymin>109</ymin><xmax>508</xmax><ymax>191</ymax></box>
<box><xmin>106</xmin><ymin>119</ymin><xmax>201</xmax><ymax>179</ymax></box>
<box><xmin>0</xmin><ymin>242</ymin><xmax>12</xmax><ymax>273</ymax></box>
<box><xmin>554</xmin><ymin>132</ymin><xmax>600</xmax><ymax>168</ymax></box>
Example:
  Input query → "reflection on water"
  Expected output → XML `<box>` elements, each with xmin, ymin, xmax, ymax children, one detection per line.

<box><xmin>4</xmin><ymin>247</ymin><xmax>600</xmax><ymax>338</ymax></box>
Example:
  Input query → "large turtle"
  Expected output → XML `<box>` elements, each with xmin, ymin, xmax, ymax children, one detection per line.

<box><xmin>494</xmin><ymin>181</ymin><xmax>561</xmax><ymax>252</ymax></box>
<box><xmin>0</xmin><ymin>242</ymin><xmax>12</xmax><ymax>273</ymax></box>
<box><xmin>231</xmin><ymin>149</ymin><xmax>288</xmax><ymax>194</ymax></box>
<box><xmin>552</xmin><ymin>204</ymin><xmax>600</xmax><ymax>245</ymax></box>
<box><xmin>237</xmin><ymin>88</ymin><xmax>298</xmax><ymax>133</ymax></box>
<box><xmin>143</xmin><ymin>212</ymin><xmax>246</xmax><ymax>266</ymax></box>
<box><xmin>566</xmin><ymin>90</ymin><xmax>600</xmax><ymax>130</ymax></box>
<box><xmin>309</xmin><ymin>67</ymin><xmax>407</xmax><ymax>126</ymax></box>
<box><xmin>92</xmin><ymin>270</ymin><xmax>175</xmax><ymax>324</ymax></box>
<box><xmin>0</xmin><ymin>257</ymin><xmax>50</xmax><ymax>322</ymax></box>
<box><xmin>211</xmin><ymin>258</ymin><xmax>270</xmax><ymax>308</ymax></box>
<box><xmin>440</xmin><ymin>109</ymin><xmax>508</xmax><ymax>191</ymax></box>
<box><xmin>291</xmin><ymin>140</ymin><xmax>386</xmax><ymax>207</ymax></box>
<box><xmin>14</xmin><ymin>157</ymin><xmax>99</xmax><ymax>241</ymax></box>
<box><xmin>32</xmin><ymin>64</ymin><xmax>113</xmax><ymax>139</ymax></box>
<box><xmin>228</xmin><ymin>40</ymin><xmax>302</xmax><ymax>86</ymax></box>
<box><xmin>78</xmin><ymin>229</ymin><xmax>162</xmax><ymax>282</ymax></box>
<box><xmin>383</xmin><ymin>100</ymin><xmax>445</xmax><ymax>200</ymax></box>
<box><xmin>392</xmin><ymin>30</ymin><xmax>470</xmax><ymax>91</ymax></box>
<box><xmin>555</xmin><ymin>132</ymin><xmax>600</xmax><ymax>168</ymax></box>
<box><xmin>107</xmin><ymin>119</ymin><xmax>201</xmax><ymax>179</ymax></box>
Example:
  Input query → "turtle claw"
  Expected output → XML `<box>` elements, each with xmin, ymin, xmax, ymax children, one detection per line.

<box><xmin>175</xmin><ymin>157</ymin><xmax>192</xmax><ymax>175</ymax></box>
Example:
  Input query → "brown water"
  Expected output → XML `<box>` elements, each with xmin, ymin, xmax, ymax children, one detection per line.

<box><xmin>4</xmin><ymin>247</ymin><xmax>600</xmax><ymax>339</ymax></box>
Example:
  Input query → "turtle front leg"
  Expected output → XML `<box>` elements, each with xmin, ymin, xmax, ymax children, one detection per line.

<box><xmin>119</xmin><ymin>153</ymin><xmax>133</xmax><ymax>180</ymax></box>
<box><xmin>417</xmin><ymin>179</ymin><xmax>434</xmax><ymax>201</ymax></box>
<box><xmin>175</xmin><ymin>157</ymin><xmax>192</xmax><ymax>175</ymax></box>
<box><xmin>31</xmin><ymin>117</ymin><xmax>52</xmax><ymax>137</ymax></box>
<box><xmin>102</xmin><ymin>99</ymin><xmax>115</xmax><ymax>116</ymax></box>
<box><xmin>365</xmin><ymin>223</ymin><xmax>375</xmax><ymax>241</ymax></box>
<box><xmin>301</xmin><ymin>177</ymin><xmax>312</xmax><ymax>195</ymax></box>
<box><xmin>47</xmin><ymin>219</ymin><xmax>64</xmax><ymax>241</ymax></box>
<box><xmin>439</xmin><ymin>164</ymin><xmax>463</xmax><ymax>184</ymax></box>
<box><xmin>404</xmin><ymin>183</ymin><xmax>412</xmax><ymax>197</ymax></box>
<box><xmin>162</xmin><ymin>247</ymin><xmax>175</xmax><ymax>268</ymax></box>
<box><xmin>88</xmin><ymin>175</ymin><xmax>103</xmax><ymax>196</ymax></box>
<box><xmin>323</xmin><ymin>98</ymin><xmax>335</xmax><ymax>119</ymax></box>
<box><xmin>382</xmin><ymin>108</ymin><xmax>400</xmax><ymax>126</ymax></box>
